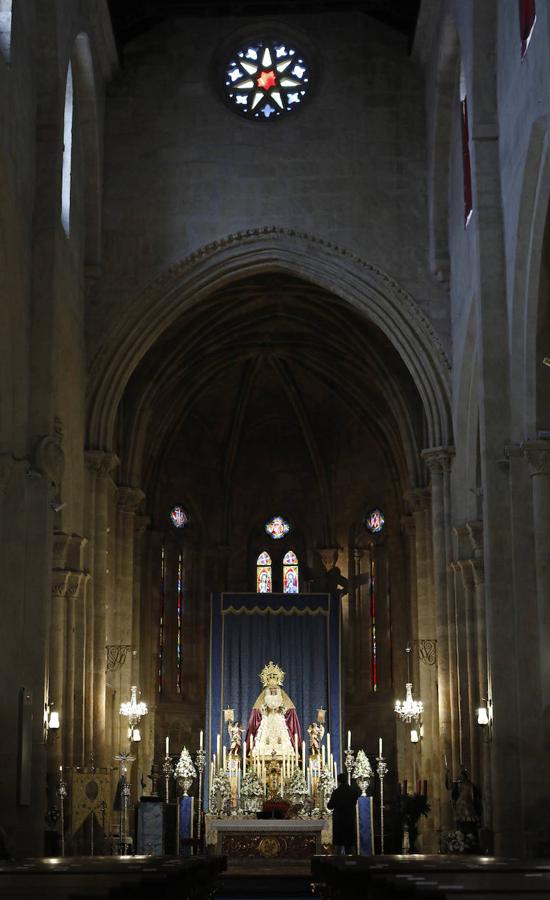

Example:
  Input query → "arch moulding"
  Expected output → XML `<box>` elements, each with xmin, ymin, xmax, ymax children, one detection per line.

<box><xmin>87</xmin><ymin>227</ymin><xmax>452</xmax><ymax>450</ymax></box>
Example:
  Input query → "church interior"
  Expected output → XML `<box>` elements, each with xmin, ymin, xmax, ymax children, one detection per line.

<box><xmin>2</xmin><ymin>0</ymin><xmax>550</xmax><ymax>895</ymax></box>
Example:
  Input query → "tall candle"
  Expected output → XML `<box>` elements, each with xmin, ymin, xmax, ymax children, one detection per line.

<box><xmin>347</xmin><ymin>729</ymin><xmax>351</xmax><ymax>750</ymax></box>
<box><xmin>379</xmin><ymin>737</ymin><xmax>383</xmax><ymax>757</ymax></box>
<box><xmin>243</xmin><ymin>747</ymin><xmax>246</xmax><ymax>777</ymax></box>
<box><xmin>302</xmin><ymin>740</ymin><xmax>306</xmax><ymax>777</ymax></box>
<box><xmin>333</xmin><ymin>760</ymin><xmax>337</xmax><ymax>782</ymax></box>
<box><xmin>165</xmin><ymin>736</ymin><xmax>169</xmax><ymax>755</ymax></box>
<box><xmin>223</xmin><ymin>745</ymin><xmax>227</xmax><ymax>771</ymax></box>
<box><xmin>212</xmin><ymin>753</ymin><xmax>216</xmax><ymax>775</ymax></box>
<box><xmin>327</xmin><ymin>732</ymin><xmax>331</xmax><ymax>761</ymax></box>
<box><xmin>321</xmin><ymin>745</ymin><xmax>326</xmax><ymax>767</ymax></box>
<box><xmin>200</xmin><ymin>729</ymin><xmax>203</xmax><ymax>750</ymax></box>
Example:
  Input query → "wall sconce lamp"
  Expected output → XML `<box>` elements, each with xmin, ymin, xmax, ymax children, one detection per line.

<box><xmin>476</xmin><ymin>698</ymin><xmax>492</xmax><ymax>738</ymax></box>
<box><xmin>131</xmin><ymin>727</ymin><xmax>141</xmax><ymax>743</ymax></box>
<box><xmin>44</xmin><ymin>701</ymin><xmax>60</xmax><ymax>740</ymax></box>
<box><xmin>410</xmin><ymin>723</ymin><xmax>424</xmax><ymax>744</ymax></box>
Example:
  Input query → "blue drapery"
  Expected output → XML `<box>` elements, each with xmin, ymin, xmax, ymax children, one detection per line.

<box><xmin>206</xmin><ymin>592</ymin><xmax>342</xmax><ymax>803</ymax></box>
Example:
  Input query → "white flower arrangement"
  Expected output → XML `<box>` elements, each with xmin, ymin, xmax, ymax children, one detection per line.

<box><xmin>288</xmin><ymin>769</ymin><xmax>308</xmax><ymax>798</ymax></box>
<box><xmin>210</xmin><ymin>771</ymin><xmax>231</xmax><ymax>801</ymax></box>
<box><xmin>352</xmin><ymin>749</ymin><xmax>373</xmax><ymax>780</ymax></box>
<box><xmin>174</xmin><ymin>747</ymin><xmax>197</xmax><ymax>781</ymax></box>
<box><xmin>318</xmin><ymin>767</ymin><xmax>335</xmax><ymax>795</ymax></box>
<box><xmin>240</xmin><ymin>770</ymin><xmax>263</xmax><ymax>800</ymax></box>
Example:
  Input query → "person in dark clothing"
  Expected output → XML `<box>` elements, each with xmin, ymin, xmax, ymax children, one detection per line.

<box><xmin>327</xmin><ymin>773</ymin><xmax>361</xmax><ymax>854</ymax></box>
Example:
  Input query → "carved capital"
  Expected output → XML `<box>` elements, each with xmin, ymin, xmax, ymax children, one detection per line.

<box><xmin>33</xmin><ymin>434</ymin><xmax>65</xmax><ymax>487</ymax></box>
<box><xmin>85</xmin><ymin>450</ymin><xmax>120</xmax><ymax>477</ymax></box>
<box><xmin>522</xmin><ymin>440</ymin><xmax>550</xmax><ymax>477</ymax></box>
<box><xmin>318</xmin><ymin>547</ymin><xmax>340</xmax><ymax>571</ymax></box>
<box><xmin>421</xmin><ymin>446</ymin><xmax>455</xmax><ymax>472</ymax></box>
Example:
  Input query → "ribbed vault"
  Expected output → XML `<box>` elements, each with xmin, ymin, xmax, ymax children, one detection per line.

<box><xmin>115</xmin><ymin>271</ymin><xmax>427</xmax><ymax>547</ymax></box>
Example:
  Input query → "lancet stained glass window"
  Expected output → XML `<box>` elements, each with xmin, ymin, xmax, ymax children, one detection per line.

<box><xmin>283</xmin><ymin>550</ymin><xmax>299</xmax><ymax>593</ymax></box>
<box><xmin>224</xmin><ymin>40</ymin><xmax>309</xmax><ymax>119</ymax></box>
<box><xmin>265</xmin><ymin>515</ymin><xmax>290</xmax><ymax>539</ymax></box>
<box><xmin>176</xmin><ymin>551</ymin><xmax>183</xmax><ymax>694</ymax></box>
<box><xmin>158</xmin><ymin>541</ymin><xmax>166</xmax><ymax>694</ymax></box>
<box><xmin>257</xmin><ymin>551</ymin><xmax>272</xmax><ymax>592</ymax></box>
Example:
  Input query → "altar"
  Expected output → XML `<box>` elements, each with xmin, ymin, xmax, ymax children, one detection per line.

<box><xmin>205</xmin><ymin>816</ymin><xmax>332</xmax><ymax>859</ymax></box>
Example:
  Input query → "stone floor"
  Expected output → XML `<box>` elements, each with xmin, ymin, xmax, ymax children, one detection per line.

<box><xmin>215</xmin><ymin>857</ymin><xmax>314</xmax><ymax>898</ymax></box>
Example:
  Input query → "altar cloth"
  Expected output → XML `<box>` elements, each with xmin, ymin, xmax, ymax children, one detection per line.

<box><xmin>205</xmin><ymin>816</ymin><xmax>333</xmax><ymax>858</ymax></box>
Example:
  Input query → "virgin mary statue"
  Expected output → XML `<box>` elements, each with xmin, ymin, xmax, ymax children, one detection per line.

<box><xmin>246</xmin><ymin>661</ymin><xmax>302</xmax><ymax>755</ymax></box>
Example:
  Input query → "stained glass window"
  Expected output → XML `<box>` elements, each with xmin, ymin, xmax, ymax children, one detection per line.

<box><xmin>283</xmin><ymin>550</ymin><xmax>299</xmax><ymax>593</ymax></box>
<box><xmin>176</xmin><ymin>551</ymin><xmax>183</xmax><ymax>694</ymax></box>
<box><xmin>158</xmin><ymin>541</ymin><xmax>166</xmax><ymax>694</ymax></box>
<box><xmin>257</xmin><ymin>551</ymin><xmax>272</xmax><ymax>593</ymax></box>
<box><xmin>265</xmin><ymin>515</ymin><xmax>290</xmax><ymax>540</ymax></box>
<box><xmin>170</xmin><ymin>505</ymin><xmax>189</xmax><ymax>528</ymax></box>
<box><xmin>0</xmin><ymin>1</ymin><xmax>13</xmax><ymax>61</ymax></box>
<box><xmin>519</xmin><ymin>0</ymin><xmax>536</xmax><ymax>58</ymax></box>
<box><xmin>224</xmin><ymin>40</ymin><xmax>309</xmax><ymax>119</ymax></box>
<box><xmin>365</xmin><ymin>508</ymin><xmax>385</xmax><ymax>534</ymax></box>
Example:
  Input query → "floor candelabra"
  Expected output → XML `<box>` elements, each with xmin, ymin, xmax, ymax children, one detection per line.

<box><xmin>376</xmin><ymin>752</ymin><xmax>388</xmax><ymax>854</ymax></box>
<box><xmin>56</xmin><ymin>767</ymin><xmax>68</xmax><ymax>857</ymax></box>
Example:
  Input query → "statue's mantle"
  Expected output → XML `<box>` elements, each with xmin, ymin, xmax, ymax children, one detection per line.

<box><xmin>206</xmin><ymin>816</ymin><xmax>331</xmax><ymax>858</ymax></box>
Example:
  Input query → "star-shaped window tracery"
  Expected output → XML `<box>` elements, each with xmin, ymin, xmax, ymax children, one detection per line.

<box><xmin>224</xmin><ymin>40</ymin><xmax>309</xmax><ymax>119</ymax></box>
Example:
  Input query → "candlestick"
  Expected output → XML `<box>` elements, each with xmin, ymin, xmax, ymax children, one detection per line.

<box><xmin>56</xmin><ymin>766</ymin><xmax>68</xmax><ymax>857</ymax></box>
<box><xmin>195</xmin><ymin>745</ymin><xmax>206</xmax><ymax>845</ymax></box>
<box><xmin>344</xmin><ymin>746</ymin><xmax>354</xmax><ymax>785</ymax></box>
<box><xmin>162</xmin><ymin>752</ymin><xmax>173</xmax><ymax>803</ymax></box>
<box><xmin>376</xmin><ymin>750</ymin><xmax>388</xmax><ymax>854</ymax></box>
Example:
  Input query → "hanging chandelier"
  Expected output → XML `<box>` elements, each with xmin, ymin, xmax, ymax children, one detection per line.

<box><xmin>394</xmin><ymin>646</ymin><xmax>423</xmax><ymax>723</ymax></box>
<box><xmin>120</xmin><ymin>685</ymin><xmax>148</xmax><ymax>740</ymax></box>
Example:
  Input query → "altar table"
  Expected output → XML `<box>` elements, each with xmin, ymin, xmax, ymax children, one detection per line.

<box><xmin>206</xmin><ymin>816</ymin><xmax>332</xmax><ymax>858</ymax></box>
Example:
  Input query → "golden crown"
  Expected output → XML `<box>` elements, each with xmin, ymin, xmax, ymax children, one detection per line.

<box><xmin>260</xmin><ymin>661</ymin><xmax>285</xmax><ymax>687</ymax></box>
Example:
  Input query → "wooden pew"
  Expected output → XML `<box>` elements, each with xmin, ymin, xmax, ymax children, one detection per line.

<box><xmin>0</xmin><ymin>855</ymin><xmax>226</xmax><ymax>900</ymax></box>
<box><xmin>311</xmin><ymin>855</ymin><xmax>550</xmax><ymax>900</ymax></box>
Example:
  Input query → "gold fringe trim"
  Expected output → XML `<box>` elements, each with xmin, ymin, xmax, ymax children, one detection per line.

<box><xmin>223</xmin><ymin>605</ymin><xmax>328</xmax><ymax>617</ymax></box>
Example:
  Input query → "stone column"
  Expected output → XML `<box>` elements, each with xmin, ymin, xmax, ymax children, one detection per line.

<box><xmin>523</xmin><ymin>441</ymin><xmax>550</xmax><ymax>706</ymax></box>
<box><xmin>405</xmin><ymin>488</ymin><xmax>439</xmax><ymax>849</ymax></box>
<box><xmin>421</xmin><ymin>448</ymin><xmax>455</xmax><ymax>834</ymax></box>
<box><xmin>115</xmin><ymin>486</ymin><xmax>145</xmax><ymax>747</ymax></box>
<box><xmin>85</xmin><ymin>451</ymin><xmax>119</xmax><ymax>767</ymax></box>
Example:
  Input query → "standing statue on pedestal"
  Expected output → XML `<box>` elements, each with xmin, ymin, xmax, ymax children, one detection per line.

<box><xmin>307</xmin><ymin>720</ymin><xmax>325</xmax><ymax>756</ymax></box>
<box><xmin>228</xmin><ymin>720</ymin><xmax>244</xmax><ymax>756</ymax></box>
<box><xmin>246</xmin><ymin>661</ymin><xmax>302</xmax><ymax>755</ymax></box>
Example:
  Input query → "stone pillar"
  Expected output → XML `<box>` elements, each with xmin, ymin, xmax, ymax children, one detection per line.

<box><xmin>85</xmin><ymin>451</ymin><xmax>119</xmax><ymax>767</ymax></box>
<box><xmin>115</xmin><ymin>486</ymin><xmax>145</xmax><ymax>747</ymax></box>
<box><xmin>404</xmin><ymin>488</ymin><xmax>439</xmax><ymax>849</ymax></box>
<box><xmin>523</xmin><ymin>441</ymin><xmax>550</xmax><ymax>706</ymax></box>
<box><xmin>421</xmin><ymin>448</ymin><xmax>455</xmax><ymax>834</ymax></box>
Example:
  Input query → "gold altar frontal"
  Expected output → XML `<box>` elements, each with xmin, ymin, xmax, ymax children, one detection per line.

<box><xmin>206</xmin><ymin>816</ymin><xmax>332</xmax><ymax>859</ymax></box>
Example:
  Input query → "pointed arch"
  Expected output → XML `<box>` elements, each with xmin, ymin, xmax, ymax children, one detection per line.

<box><xmin>87</xmin><ymin>229</ymin><xmax>452</xmax><ymax>453</ymax></box>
